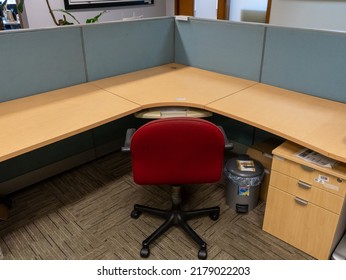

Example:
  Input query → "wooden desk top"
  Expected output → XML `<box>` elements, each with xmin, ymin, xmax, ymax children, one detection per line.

<box><xmin>1</xmin><ymin>63</ymin><xmax>345</xmax><ymax>165</ymax></box>
<box><xmin>0</xmin><ymin>84</ymin><xmax>139</xmax><ymax>161</ymax></box>
<box><xmin>91</xmin><ymin>63</ymin><xmax>257</xmax><ymax>108</ymax></box>
<box><xmin>206</xmin><ymin>83</ymin><xmax>346</xmax><ymax>163</ymax></box>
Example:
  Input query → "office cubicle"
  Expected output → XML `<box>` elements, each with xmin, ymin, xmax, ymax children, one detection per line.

<box><xmin>0</xmin><ymin>16</ymin><xmax>345</xmax><ymax>193</ymax></box>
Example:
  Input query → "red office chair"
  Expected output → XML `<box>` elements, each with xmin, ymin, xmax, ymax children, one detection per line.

<box><xmin>130</xmin><ymin>117</ymin><xmax>225</xmax><ymax>259</ymax></box>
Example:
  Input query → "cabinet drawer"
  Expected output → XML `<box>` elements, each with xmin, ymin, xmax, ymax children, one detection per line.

<box><xmin>272</xmin><ymin>156</ymin><xmax>346</xmax><ymax>197</ymax></box>
<box><xmin>270</xmin><ymin>170</ymin><xmax>344</xmax><ymax>214</ymax></box>
<box><xmin>263</xmin><ymin>186</ymin><xmax>339</xmax><ymax>259</ymax></box>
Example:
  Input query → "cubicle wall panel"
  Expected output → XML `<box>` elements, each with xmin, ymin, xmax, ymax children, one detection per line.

<box><xmin>0</xmin><ymin>132</ymin><xmax>94</xmax><ymax>184</ymax></box>
<box><xmin>82</xmin><ymin>18</ymin><xmax>175</xmax><ymax>81</ymax></box>
<box><xmin>175</xmin><ymin>18</ymin><xmax>265</xmax><ymax>81</ymax></box>
<box><xmin>92</xmin><ymin>115</ymin><xmax>148</xmax><ymax>157</ymax></box>
<box><xmin>0</xmin><ymin>27</ymin><xmax>87</xmax><ymax>102</ymax></box>
<box><xmin>262</xmin><ymin>27</ymin><xmax>346</xmax><ymax>103</ymax></box>
<box><xmin>210</xmin><ymin>114</ymin><xmax>255</xmax><ymax>147</ymax></box>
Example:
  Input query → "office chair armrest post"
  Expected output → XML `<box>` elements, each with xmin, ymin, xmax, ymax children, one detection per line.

<box><xmin>218</xmin><ymin>126</ymin><xmax>233</xmax><ymax>150</ymax></box>
<box><xmin>121</xmin><ymin>128</ymin><xmax>136</xmax><ymax>152</ymax></box>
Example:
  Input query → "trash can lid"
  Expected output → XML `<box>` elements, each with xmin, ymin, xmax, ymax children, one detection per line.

<box><xmin>225</xmin><ymin>154</ymin><xmax>264</xmax><ymax>178</ymax></box>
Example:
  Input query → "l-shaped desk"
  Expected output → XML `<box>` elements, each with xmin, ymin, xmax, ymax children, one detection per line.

<box><xmin>1</xmin><ymin>63</ymin><xmax>345</xmax><ymax>164</ymax></box>
<box><xmin>1</xmin><ymin>63</ymin><xmax>346</xmax><ymax>259</ymax></box>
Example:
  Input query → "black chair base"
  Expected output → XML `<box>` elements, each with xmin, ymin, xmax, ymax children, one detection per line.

<box><xmin>131</xmin><ymin>186</ymin><xmax>220</xmax><ymax>260</ymax></box>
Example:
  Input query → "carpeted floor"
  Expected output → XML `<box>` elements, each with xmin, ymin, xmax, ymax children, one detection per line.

<box><xmin>0</xmin><ymin>151</ymin><xmax>313</xmax><ymax>260</ymax></box>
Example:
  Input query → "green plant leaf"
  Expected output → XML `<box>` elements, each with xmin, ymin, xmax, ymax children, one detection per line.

<box><xmin>86</xmin><ymin>10</ymin><xmax>107</xmax><ymax>24</ymax></box>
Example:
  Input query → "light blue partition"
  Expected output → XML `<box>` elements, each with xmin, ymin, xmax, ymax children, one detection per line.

<box><xmin>175</xmin><ymin>18</ymin><xmax>266</xmax><ymax>81</ymax></box>
<box><xmin>261</xmin><ymin>26</ymin><xmax>346</xmax><ymax>103</ymax></box>
<box><xmin>82</xmin><ymin>17</ymin><xmax>175</xmax><ymax>81</ymax></box>
<box><xmin>0</xmin><ymin>27</ymin><xmax>87</xmax><ymax>102</ymax></box>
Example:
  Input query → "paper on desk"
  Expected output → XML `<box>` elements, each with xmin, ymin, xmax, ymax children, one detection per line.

<box><xmin>295</xmin><ymin>148</ymin><xmax>338</xmax><ymax>168</ymax></box>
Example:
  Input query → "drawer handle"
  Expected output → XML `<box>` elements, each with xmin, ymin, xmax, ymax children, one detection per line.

<box><xmin>262</xmin><ymin>152</ymin><xmax>273</xmax><ymax>159</ymax></box>
<box><xmin>294</xmin><ymin>197</ymin><xmax>308</xmax><ymax>206</ymax></box>
<box><xmin>298</xmin><ymin>180</ymin><xmax>312</xmax><ymax>189</ymax></box>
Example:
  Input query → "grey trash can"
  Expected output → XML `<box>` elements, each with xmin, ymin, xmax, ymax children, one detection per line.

<box><xmin>224</xmin><ymin>155</ymin><xmax>264</xmax><ymax>213</ymax></box>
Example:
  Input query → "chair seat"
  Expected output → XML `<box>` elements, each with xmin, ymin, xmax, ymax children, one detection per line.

<box><xmin>131</xmin><ymin>117</ymin><xmax>225</xmax><ymax>185</ymax></box>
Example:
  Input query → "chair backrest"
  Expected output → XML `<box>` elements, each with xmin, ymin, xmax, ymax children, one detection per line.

<box><xmin>131</xmin><ymin>117</ymin><xmax>225</xmax><ymax>185</ymax></box>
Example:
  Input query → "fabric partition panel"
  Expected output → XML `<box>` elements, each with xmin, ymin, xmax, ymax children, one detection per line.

<box><xmin>82</xmin><ymin>17</ymin><xmax>175</xmax><ymax>81</ymax></box>
<box><xmin>0</xmin><ymin>131</ymin><xmax>94</xmax><ymax>184</ymax></box>
<box><xmin>0</xmin><ymin>27</ymin><xmax>87</xmax><ymax>102</ymax></box>
<box><xmin>175</xmin><ymin>18</ymin><xmax>266</xmax><ymax>81</ymax></box>
<box><xmin>261</xmin><ymin>26</ymin><xmax>346</xmax><ymax>103</ymax></box>
<box><xmin>92</xmin><ymin>115</ymin><xmax>148</xmax><ymax>157</ymax></box>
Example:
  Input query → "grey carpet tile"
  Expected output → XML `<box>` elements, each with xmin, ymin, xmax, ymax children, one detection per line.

<box><xmin>0</xmin><ymin>151</ymin><xmax>313</xmax><ymax>260</ymax></box>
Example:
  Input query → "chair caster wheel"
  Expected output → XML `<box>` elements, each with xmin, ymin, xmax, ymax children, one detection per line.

<box><xmin>131</xmin><ymin>210</ymin><xmax>141</xmax><ymax>219</ymax></box>
<box><xmin>209</xmin><ymin>211</ymin><xmax>219</xmax><ymax>221</ymax></box>
<box><xmin>140</xmin><ymin>246</ymin><xmax>150</xmax><ymax>258</ymax></box>
<box><xmin>198</xmin><ymin>248</ymin><xmax>207</xmax><ymax>260</ymax></box>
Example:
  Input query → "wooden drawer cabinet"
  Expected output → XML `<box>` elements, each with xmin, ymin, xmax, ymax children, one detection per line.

<box><xmin>270</xmin><ymin>170</ymin><xmax>344</xmax><ymax>214</ymax></box>
<box><xmin>272</xmin><ymin>155</ymin><xmax>346</xmax><ymax>197</ymax></box>
<box><xmin>263</xmin><ymin>141</ymin><xmax>346</xmax><ymax>259</ymax></box>
<box><xmin>264</xmin><ymin>187</ymin><xmax>339</xmax><ymax>259</ymax></box>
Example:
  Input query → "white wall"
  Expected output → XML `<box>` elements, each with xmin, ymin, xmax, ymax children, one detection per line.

<box><xmin>23</xmin><ymin>0</ymin><xmax>168</xmax><ymax>29</ymax></box>
<box><xmin>195</xmin><ymin>0</ymin><xmax>218</xmax><ymax>19</ymax></box>
<box><xmin>230</xmin><ymin>0</ymin><xmax>267</xmax><ymax>21</ymax></box>
<box><xmin>166</xmin><ymin>0</ymin><xmax>175</xmax><ymax>16</ymax></box>
<box><xmin>270</xmin><ymin>0</ymin><xmax>346</xmax><ymax>31</ymax></box>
